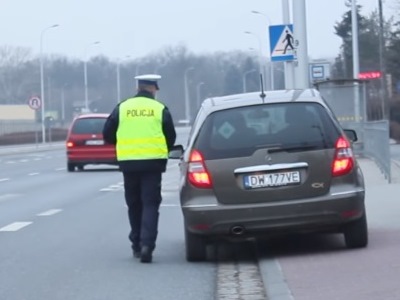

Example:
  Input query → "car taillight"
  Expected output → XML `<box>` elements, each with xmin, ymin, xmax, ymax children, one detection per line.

<box><xmin>187</xmin><ymin>149</ymin><xmax>212</xmax><ymax>188</ymax></box>
<box><xmin>332</xmin><ymin>136</ymin><xmax>354</xmax><ymax>177</ymax></box>
<box><xmin>66</xmin><ymin>141</ymin><xmax>74</xmax><ymax>148</ymax></box>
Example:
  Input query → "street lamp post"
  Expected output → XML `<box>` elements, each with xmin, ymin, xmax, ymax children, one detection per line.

<box><xmin>243</xmin><ymin>69</ymin><xmax>257</xmax><ymax>92</ymax></box>
<box><xmin>61</xmin><ymin>84</ymin><xmax>68</xmax><ymax>123</ymax></box>
<box><xmin>83</xmin><ymin>41</ymin><xmax>100</xmax><ymax>112</ymax></box>
<box><xmin>196</xmin><ymin>82</ymin><xmax>205</xmax><ymax>109</ymax></box>
<box><xmin>251</xmin><ymin>10</ymin><xmax>275</xmax><ymax>90</ymax></box>
<box><xmin>378</xmin><ymin>0</ymin><xmax>388</xmax><ymax>119</ymax></box>
<box><xmin>117</xmin><ymin>55</ymin><xmax>131</xmax><ymax>103</ymax></box>
<box><xmin>40</xmin><ymin>24</ymin><xmax>59</xmax><ymax>143</ymax></box>
<box><xmin>184</xmin><ymin>67</ymin><xmax>194</xmax><ymax>123</ymax></box>
<box><xmin>244</xmin><ymin>31</ymin><xmax>264</xmax><ymax>88</ymax></box>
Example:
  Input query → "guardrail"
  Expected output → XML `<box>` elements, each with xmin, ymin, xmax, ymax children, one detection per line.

<box><xmin>0</xmin><ymin>120</ymin><xmax>69</xmax><ymax>146</ymax></box>
<box><xmin>362</xmin><ymin>120</ymin><xmax>391</xmax><ymax>182</ymax></box>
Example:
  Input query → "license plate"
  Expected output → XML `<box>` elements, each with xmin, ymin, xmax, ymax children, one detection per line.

<box><xmin>243</xmin><ymin>171</ymin><xmax>300</xmax><ymax>189</ymax></box>
<box><xmin>85</xmin><ymin>140</ymin><xmax>104</xmax><ymax>145</ymax></box>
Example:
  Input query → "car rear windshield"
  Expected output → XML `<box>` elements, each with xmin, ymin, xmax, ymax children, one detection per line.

<box><xmin>194</xmin><ymin>102</ymin><xmax>341</xmax><ymax>159</ymax></box>
<box><xmin>71</xmin><ymin>118</ymin><xmax>107</xmax><ymax>134</ymax></box>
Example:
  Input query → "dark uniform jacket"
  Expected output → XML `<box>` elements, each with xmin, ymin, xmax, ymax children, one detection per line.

<box><xmin>103</xmin><ymin>91</ymin><xmax>176</xmax><ymax>173</ymax></box>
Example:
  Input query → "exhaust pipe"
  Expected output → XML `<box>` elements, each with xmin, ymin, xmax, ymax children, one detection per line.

<box><xmin>231</xmin><ymin>225</ymin><xmax>245</xmax><ymax>235</ymax></box>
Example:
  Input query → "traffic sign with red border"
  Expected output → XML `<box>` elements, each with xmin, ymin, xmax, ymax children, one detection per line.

<box><xmin>28</xmin><ymin>96</ymin><xmax>41</xmax><ymax>110</ymax></box>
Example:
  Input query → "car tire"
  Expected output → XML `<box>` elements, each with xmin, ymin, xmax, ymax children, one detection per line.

<box><xmin>343</xmin><ymin>213</ymin><xmax>368</xmax><ymax>249</ymax></box>
<box><xmin>185</xmin><ymin>228</ymin><xmax>207</xmax><ymax>262</ymax></box>
<box><xmin>77</xmin><ymin>165</ymin><xmax>84</xmax><ymax>171</ymax></box>
<box><xmin>67</xmin><ymin>163</ymin><xmax>75</xmax><ymax>172</ymax></box>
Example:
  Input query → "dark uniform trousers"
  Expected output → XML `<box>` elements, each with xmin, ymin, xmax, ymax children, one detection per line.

<box><xmin>123</xmin><ymin>171</ymin><xmax>162</xmax><ymax>252</ymax></box>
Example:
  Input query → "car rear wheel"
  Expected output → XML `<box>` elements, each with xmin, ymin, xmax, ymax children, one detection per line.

<box><xmin>77</xmin><ymin>165</ymin><xmax>84</xmax><ymax>171</ymax></box>
<box><xmin>67</xmin><ymin>163</ymin><xmax>75</xmax><ymax>172</ymax></box>
<box><xmin>343</xmin><ymin>213</ymin><xmax>368</xmax><ymax>249</ymax></box>
<box><xmin>185</xmin><ymin>228</ymin><xmax>207</xmax><ymax>262</ymax></box>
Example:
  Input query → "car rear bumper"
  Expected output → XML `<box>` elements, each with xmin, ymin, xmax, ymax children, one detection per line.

<box><xmin>67</xmin><ymin>150</ymin><xmax>116</xmax><ymax>165</ymax></box>
<box><xmin>68</xmin><ymin>159</ymin><xmax>118</xmax><ymax>165</ymax></box>
<box><xmin>181</xmin><ymin>189</ymin><xmax>365</xmax><ymax>237</ymax></box>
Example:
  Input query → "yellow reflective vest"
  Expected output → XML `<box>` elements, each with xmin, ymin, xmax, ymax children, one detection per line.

<box><xmin>116</xmin><ymin>97</ymin><xmax>168</xmax><ymax>161</ymax></box>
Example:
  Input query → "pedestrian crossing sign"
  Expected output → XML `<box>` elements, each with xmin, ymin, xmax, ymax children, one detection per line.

<box><xmin>269</xmin><ymin>24</ymin><xmax>295</xmax><ymax>62</ymax></box>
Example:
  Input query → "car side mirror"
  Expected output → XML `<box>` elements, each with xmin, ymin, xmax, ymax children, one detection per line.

<box><xmin>343</xmin><ymin>129</ymin><xmax>358</xmax><ymax>142</ymax></box>
<box><xmin>169</xmin><ymin>144</ymin><xmax>184</xmax><ymax>159</ymax></box>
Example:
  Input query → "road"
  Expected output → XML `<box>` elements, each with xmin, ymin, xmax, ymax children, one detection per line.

<box><xmin>1</xmin><ymin>130</ymin><xmax>400</xmax><ymax>299</ymax></box>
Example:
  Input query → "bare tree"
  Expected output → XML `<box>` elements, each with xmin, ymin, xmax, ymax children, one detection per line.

<box><xmin>0</xmin><ymin>45</ymin><xmax>34</xmax><ymax>104</ymax></box>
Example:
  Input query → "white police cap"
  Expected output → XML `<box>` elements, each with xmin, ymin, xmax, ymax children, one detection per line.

<box><xmin>135</xmin><ymin>74</ymin><xmax>161</xmax><ymax>90</ymax></box>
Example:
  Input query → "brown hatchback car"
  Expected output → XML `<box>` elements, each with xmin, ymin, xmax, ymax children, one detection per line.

<box><xmin>169</xmin><ymin>89</ymin><xmax>367</xmax><ymax>262</ymax></box>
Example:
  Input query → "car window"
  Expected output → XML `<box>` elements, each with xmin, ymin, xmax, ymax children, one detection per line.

<box><xmin>71</xmin><ymin>118</ymin><xmax>106</xmax><ymax>134</ymax></box>
<box><xmin>194</xmin><ymin>102</ymin><xmax>340</xmax><ymax>159</ymax></box>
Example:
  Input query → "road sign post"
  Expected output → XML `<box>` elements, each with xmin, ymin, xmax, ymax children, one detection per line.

<box><xmin>28</xmin><ymin>96</ymin><xmax>42</xmax><ymax>144</ymax></box>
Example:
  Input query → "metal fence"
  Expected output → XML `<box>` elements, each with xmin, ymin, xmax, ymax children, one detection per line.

<box><xmin>0</xmin><ymin>120</ymin><xmax>69</xmax><ymax>145</ymax></box>
<box><xmin>315</xmin><ymin>79</ymin><xmax>391</xmax><ymax>182</ymax></box>
<box><xmin>0</xmin><ymin>120</ymin><xmax>41</xmax><ymax>135</ymax></box>
<box><xmin>363</xmin><ymin>120</ymin><xmax>391</xmax><ymax>181</ymax></box>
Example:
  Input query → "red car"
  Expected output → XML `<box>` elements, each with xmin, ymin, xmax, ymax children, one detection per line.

<box><xmin>66</xmin><ymin>113</ymin><xmax>117</xmax><ymax>172</ymax></box>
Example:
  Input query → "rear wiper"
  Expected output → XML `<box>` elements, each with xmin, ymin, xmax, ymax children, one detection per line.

<box><xmin>311</xmin><ymin>125</ymin><xmax>328</xmax><ymax>149</ymax></box>
<box><xmin>267</xmin><ymin>145</ymin><xmax>319</xmax><ymax>154</ymax></box>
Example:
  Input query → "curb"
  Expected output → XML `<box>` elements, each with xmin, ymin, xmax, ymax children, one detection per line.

<box><xmin>391</xmin><ymin>159</ymin><xmax>400</xmax><ymax>173</ymax></box>
<box><xmin>392</xmin><ymin>159</ymin><xmax>400</xmax><ymax>168</ymax></box>
<box><xmin>0</xmin><ymin>142</ymin><xmax>64</xmax><ymax>156</ymax></box>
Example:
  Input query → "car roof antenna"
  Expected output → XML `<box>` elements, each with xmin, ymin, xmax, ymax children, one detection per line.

<box><xmin>259</xmin><ymin>73</ymin><xmax>266</xmax><ymax>102</ymax></box>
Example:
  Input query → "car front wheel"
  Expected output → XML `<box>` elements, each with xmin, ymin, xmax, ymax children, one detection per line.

<box><xmin>185</xmin><ymin>228</ymin><xmax>207</xmax><ymax>262</ymax></box>
<box><xmin>343</xmin><ymin>212</ymin><xmax>368</xmax><ymax>249</ymax></box>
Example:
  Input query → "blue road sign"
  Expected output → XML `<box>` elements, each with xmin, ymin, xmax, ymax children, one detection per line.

<box><xmin>269</xmin><ymin>24</ymin><xmax>295</xmax><ymax>62</ymax></box>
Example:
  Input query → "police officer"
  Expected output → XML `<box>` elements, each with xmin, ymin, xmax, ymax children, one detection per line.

<box><xmin>103</xmin><ymin>74</ymin><xmax>176</xmax><ymax>263</ymax></box>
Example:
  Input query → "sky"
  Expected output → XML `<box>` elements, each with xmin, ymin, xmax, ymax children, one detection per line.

<box><xmin>0</xmin><ymin>0</ymin><xmax>397</xmax><ymax>62</ymax></box>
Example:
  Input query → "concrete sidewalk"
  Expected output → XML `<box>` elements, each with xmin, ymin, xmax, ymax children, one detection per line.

<box><xmin>260</xmin><ymin>158</ymin><xmax>400</xmax><ymax>300</ymax></box>
<box><xmin>358</xmin><ymin>157</ymin><xmax>400</xmax><ymax>185</ymax></box>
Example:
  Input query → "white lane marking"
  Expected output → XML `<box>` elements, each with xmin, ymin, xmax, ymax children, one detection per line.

<box><xmin>34</xmin><ymin>158</ymin><xmax>41</xmax><ymax>161</ymax></box>
<box><xmin>5</xmin><ymin>161</ymin><xmax>16</xmax><ymax>164</ymax></box>
<box><xmin>37</xmin><ymin>209</ymin><xmax>62</xmax><ymax>216</ymax></box>
<box><xmin>122</xmin><ymin>204</ymin><xmax>179</xmax><ymax>208</ymax></box>
<box><xmin>0</xmin><ymin>222</ymin><xmax>32</xmax><ymax>232</ymax></box>
<box><xmin>19</xmin><ymin>159</ymin><xmax>29</xmax><ymax>163</ymax></box>
<box><xmin>56</xmin><ymin>168</ymin><xmax>66</xmax><ymax>171</ymax></box>
<box><xmin>0</xmin><ymin>178</ymin><xmax>10</xmax><ymax>182</ymax></box>
<box><xmin>100</xmin><ymin>182</ymin><xmax>124</xmax><ymax>192</ymax></box>
<box><xmin>28</xmin><ymin>173</ymin><xmax>40</xmax><ymax>176</ymax></box>
<box><xmin>182</xmin><ymin>204</ymin><xmax>218</xmax><ymax>208</ymax></box>
<box><xmin>0</xmin><ymin>194</ymin><xmax>20</xmax><ymax>203</ymax></box>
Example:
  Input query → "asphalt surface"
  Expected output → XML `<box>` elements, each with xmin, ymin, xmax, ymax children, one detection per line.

<box><xmin>0</xmin><ymin>128</ymin><xmax>219</xmax><ymax>300</ymax></box>
<box><xmin>1</xmin><ymin>129</ymin><xmax>400</xmax><ymax>299</ymax></box>
<box><xmin>0</xmin><ymin>149</ymin><xmax>219</xmax><ymax>300</ymax></box>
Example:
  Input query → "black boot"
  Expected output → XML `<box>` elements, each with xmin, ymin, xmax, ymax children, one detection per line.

<box><xmin>132</xmin><ymin>246</ymin><xmax>141</xmax><ymax>259</ymax></box>
<box><xmin>140</xmin><ymin>246</ymin><xmax>153</xmax><ymax>263</ymax></box>
<box><xmin>133</xmin><ymin>249</ymin><xmax>141</xmax><ymax>258</ymax></box>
